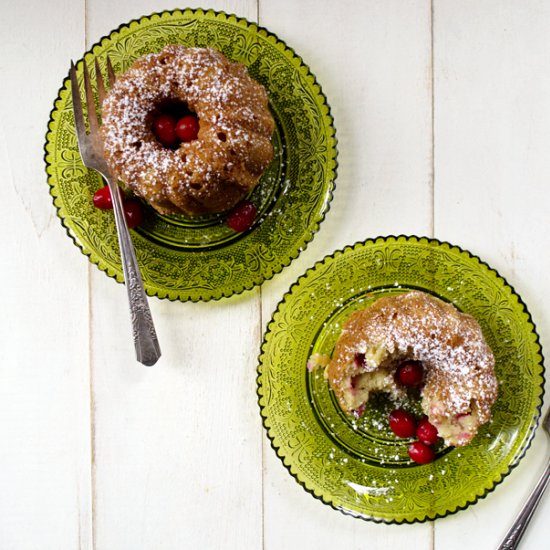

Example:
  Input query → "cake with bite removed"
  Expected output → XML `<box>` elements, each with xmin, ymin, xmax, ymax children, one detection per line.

<box><xmin>323</xmin><ymin>291</ymin><xmax>498</xmax><ymax>447</ymax></box>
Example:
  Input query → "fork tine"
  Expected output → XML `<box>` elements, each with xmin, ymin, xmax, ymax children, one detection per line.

<box><xmin>106</xmin><ymin>55</ymin><xmax>116</xmax><ymax>87</ymax></box>
<box><xmin>70</xmin><ymin>61</ymin><xmax>89</xmax><ymax>153</ymax></box>
<box><xmin>82</xmin><ymin>58</ymin><xmax>99</xmax><ymax>135</ymax></box>
<box><xmin>94</xmin><ymin>57</ymin><xmax>107</xmax><ymax>107</ymax></box>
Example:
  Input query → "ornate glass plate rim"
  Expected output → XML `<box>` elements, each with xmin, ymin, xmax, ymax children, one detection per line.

<box><xmin>44</xmin><ymin>8</ymin><xmax>337</xmax><ymax>302</ymax></box>
<box><xmin>257</xmin><ymin>235</ymin><xmax>545</xmax><ymax>523</ymax></box>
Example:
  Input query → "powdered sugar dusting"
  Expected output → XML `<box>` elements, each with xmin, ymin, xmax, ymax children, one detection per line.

<box><xmin>100</xmin><ymin>46</ymin><xmax>275</xmax><ymax>215</ymax></box>
<box><xmin>326</xmin><ymin>291</ymin><xmax>498</xmax><ymax>445</ymax></box>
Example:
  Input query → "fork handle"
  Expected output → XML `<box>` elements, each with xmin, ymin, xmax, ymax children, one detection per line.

<box><xmin>107</xmin><ymin>177</ymin><xmax>161</xmax><ymax>366</ymax></box>
<box><xmin>497</xmin><ymin>460</ymin><xmax>550</xmax><ymax>550</ymax></box>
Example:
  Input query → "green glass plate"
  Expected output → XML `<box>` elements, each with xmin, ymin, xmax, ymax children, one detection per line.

<box><xmin>44</xmin><ymin>8</ymin><xmax>337</xmax><ymax>302</ymax></box>
<box><xmin>257</xmin><ymin>235</ymin><xmax>545</xmax><ymax>523</ymax></box>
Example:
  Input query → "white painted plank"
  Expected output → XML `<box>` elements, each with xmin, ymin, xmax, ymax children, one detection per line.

<box><xmin>259</xmin><ymin>0</ymin><xmax>435</xmax><ymax>316</ymax></box>
<box><xmin>90</xmin><ymin>288</ymin><xmax>263</xmax><ymax>550</ymax></box>
<box><xmin>85</xmin><ymin>0</ymin><xmax>258</xmax><ymax>41</ymax></box>
<box><xmin>259</xmin><ymin>1</ymin><xmax>434</xmax><ymax>547</ymax></box>
<box><xmin>85</xmin><ymin>2</ymin><xmax>264</xmax><ymax>549</ymax></box>
<box><xmin>0</xmin><ymin>1</ymin><xmax>92</xmax><ymax>549</ymax></box>
<box><xmin>433</xmin><ymin>1</ymin><xmax>550</xmax><ymax>549</ymax></box>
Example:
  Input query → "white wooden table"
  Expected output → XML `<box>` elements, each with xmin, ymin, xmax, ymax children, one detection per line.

<box><xmin>2</xmin><ymin>1</ymin><xmax>550</xmax><ymax>548</ymax></box>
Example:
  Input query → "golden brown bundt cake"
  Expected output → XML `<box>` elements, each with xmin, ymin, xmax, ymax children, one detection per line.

<box><xmin>324</xmin><ymin>291</ymin><xmax>498</xmax><ymax>447</ymax></box>
<box><xmin>100</xmin><ymin>45</ymin><xmax>275</xmax><ymax>216</ymax></box>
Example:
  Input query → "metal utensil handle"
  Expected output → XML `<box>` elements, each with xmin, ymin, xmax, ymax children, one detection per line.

<box><xmin>497</xmin><ymin>460</ymin><xmax>550</xmax><ymax>550</ymax></box>
<box><xmin>108</xmin><ymin>177</ymin><xmax>161</xmax><ymax>366</ymax></box>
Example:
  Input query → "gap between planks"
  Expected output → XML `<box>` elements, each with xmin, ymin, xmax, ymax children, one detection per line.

<box><xmin>84</xmin><ymin>2</ymin><xmax>98</xmax><ymax>549</ymax></box>
<box><xmin>430</xmin><ymin>0</ymin><xmax>436</xmax><ymax>241</ymax></box>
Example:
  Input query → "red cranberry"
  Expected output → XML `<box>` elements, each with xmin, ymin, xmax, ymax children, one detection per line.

<box><xmin>388</xmin><ymin>409</ymin><xmax>417</xmax><ymax>438</ymax></box>
<box><xmin>175</xmin><ymin>115</ymin><xmax>200</xmax><ymax>142</ymax></box>
<box><xmin>416</xmin><ymin>417</ymin><xmax>439</xmax><ymax>446</ymax></box>
<box><xmin>353</xmin><ymin>353</ymin><xmax>366</xmax><ymax>368</ymax></box>
<box><xmin>153</xmin><ymin>114</ymin><xmax>178</xmax><ymax>147</ymax></box>
<box><xmin>408</xmin><ymin>441</ymin><xmax>436</xmax><ymax>464</ymax></box>
<box><xmin>123</xmin><ymin>199</ymin><xmax>143</xmax><ymax>229</ymax></box>
<box><xmin>396</xmin><ymin>361</ymin><xmax>424</xmax><ymax>387</ymax></box>
<box><xmin>93</xmin><ymin>185</ymin><xmax>123</xmax><ymax>210</ymax></box>
<box><xmin>227</xmin><ymin>200</ymin><xmax>257</xmax><ymax>232</ymax></box>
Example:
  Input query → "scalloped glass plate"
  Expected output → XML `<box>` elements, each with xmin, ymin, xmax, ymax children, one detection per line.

<box><xmin>44</xmin><ymin>8</ymin><xmax>337</xmax><ymax>302</ymax></box>
<box><xmin>257</xmin><ymin>235</ymin><xmax>545</xmax><ymax>523</ymax></box>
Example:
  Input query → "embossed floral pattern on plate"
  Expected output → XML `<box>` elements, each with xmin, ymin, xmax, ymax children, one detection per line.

<box><xmin>257</xmin><ymin>235</ymin><xmax>544</xmax><ymax>523</ymax></box>
<box><xmin>45</xmin><ymin>8</ymin><xmax>337</xmax><ymax>302</ymax></box>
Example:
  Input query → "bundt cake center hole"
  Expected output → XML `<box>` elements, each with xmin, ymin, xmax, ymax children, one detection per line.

<box><xmin>154</xmin><ymin>98</ymin><xmax>196</xmax><ymax>120</ymax></box>
<box><xmin>150</xmin><ymin>98</ymin><xmax>200</xmax><ymax>149</ymax></box>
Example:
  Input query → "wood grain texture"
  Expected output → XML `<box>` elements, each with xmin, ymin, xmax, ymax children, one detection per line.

<box><xmin>259</xmin><ymin>1</ymin><xmax>434</xmax><ymax>548</ymax></box>
<box><xmin>0</xmin><ymin>1</ymin><xmax>92</xmax><ymax>549</ymax></box>
<box><xmin>1</xmin><ymin>0</ymin><xmax>549</xmax><ymax>548</ymax></box>
<box><xmin>86</xmin><ymin>2</ymin><xmax>262</xmax><ymax>549</ymax></box>
<box><xmin>90</xmin><ymin>285</ymin><xmax>263</xmax><ymax>549</ymax></box>
<box><xmin>433</xmin><ymin>2</ymin><xmax>550</xmax><ymax>549</ymax></box>
<box><xmin>259</xmin><ymin>0</ymin><xmax>435</xmax><ymax>320</ymax></box>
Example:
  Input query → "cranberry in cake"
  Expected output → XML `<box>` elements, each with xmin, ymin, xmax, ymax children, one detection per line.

<box><xmin>100</xmin><ymin>45</ymin><xmax>275</xmax><ymax>216</ymax></box>
<box><xmin>323</xmin><ymin>291</ymin><xmax>498</xmax><ymax>448</ymax></box>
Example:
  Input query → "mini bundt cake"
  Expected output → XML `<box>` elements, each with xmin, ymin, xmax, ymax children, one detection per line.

<box><xmin>324</xmin><ymin>291</ymin><xmax>498</xmax><ymax>447</ymax></box>
<box><xmin>100</xmin><ymin>45</ymin><xmax>275</xmax><ymax>216</ymax></box>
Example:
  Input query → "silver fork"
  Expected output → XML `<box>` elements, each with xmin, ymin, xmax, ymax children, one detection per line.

<box><xmin>70</xmin><ymin>57</ymin><xmax>161</xmax><ymax>366</ymax></box>
<box><xmin>497</xmin><ymin>407</ymin><xmax>550</xmax><ymax>549</ymax></box>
